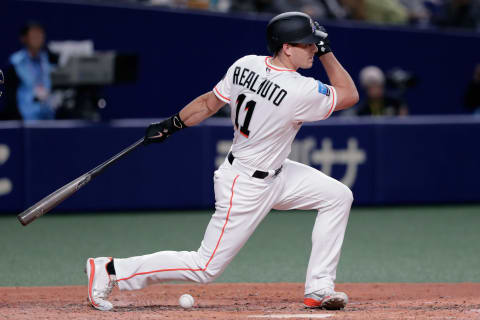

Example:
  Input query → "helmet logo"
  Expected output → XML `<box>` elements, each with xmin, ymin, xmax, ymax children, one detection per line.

<box><xmin>310</xmin><ymin>19</ymin><xmax>315</xmax><ymax>33</ymax></box>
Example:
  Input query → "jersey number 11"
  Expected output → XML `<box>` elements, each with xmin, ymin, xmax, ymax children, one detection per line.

<box><xmin>234</xmin><ymin>93</ymin><xmax>256</xmax><ymax>138</ymax></box>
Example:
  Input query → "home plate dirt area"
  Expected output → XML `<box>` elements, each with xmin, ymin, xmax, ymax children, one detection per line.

<box><xmin>1</xmin><ymin>283</ymin><xmax>480</xmax><ymax>319</ymax></box>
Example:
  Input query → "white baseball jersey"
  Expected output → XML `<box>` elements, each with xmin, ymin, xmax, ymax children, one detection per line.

<box><xmin>112</xmin><ymin>54</ymin><xmax>352</xmax><ymax>303</ymax></box>
<box><xmin>213</xmin><ymin>55</ymin><xmax>337</xmax><ymax>171</ymax></box>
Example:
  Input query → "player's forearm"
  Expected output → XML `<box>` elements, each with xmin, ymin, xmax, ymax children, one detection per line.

<box><xmin>319</xmin><ymin>53</ymin><xmax>359</xmax><ymax>110</ymax></box>
<box><xmin>179</xmin><ymin>92</ymin><xmax>223</xmax><ymax>127</ymax></box>
<box><xmin>144</xmin><ymin>91</ymin><xmax>224</xmax><ymax>145</ymax></box>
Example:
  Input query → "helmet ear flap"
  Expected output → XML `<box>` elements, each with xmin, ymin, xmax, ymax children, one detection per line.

<box><xmin>270</xmin><ymin>43</ymin><xmax>283</xmax><ymax>55</ymax></box>
<box><xmin>267</xmin><ymin>31</ymin><xmax>280</xmax><ymax>54</ymax></box>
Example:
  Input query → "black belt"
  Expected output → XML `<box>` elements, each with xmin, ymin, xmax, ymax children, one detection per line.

<box><xmin>228</xmin><ymin>152</ymin><xmax>282</xmax><ymax>179</ymax></box>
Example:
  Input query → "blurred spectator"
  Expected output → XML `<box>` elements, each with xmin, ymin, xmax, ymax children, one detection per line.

<box><xmin>2</xmin><ymin>22</ymin><xmax>55</xmax><ymax>120</ymax></box>
<box><xmin>356</xmin><ymin>66</ymin><xmax>409</xmax><ymax>116</ymax></box>
<box><xmin>319</xmin><ymin>0</ymin><xmax>348</xmax><ymax>19</ymax></box>
<box><xmin>432</xmin><ymin>0</ymin><xmax>480</xmax><ymax>30</ymax></box>
<box><xmin>464</xmin><ymin>63</ymin><xmax>480</xmax><ymax>114</ymax></box>
<box><xmin>230</xmin><ymin>0</ymin><xmax>346</xmax><ymax>19</ymax></box>
<box><xmin>399</xmin><ymin>0</ymin><xmax>431</xmax><ymax>25</ymax></box>
<box><xmin>149</xmin><ymin>0</ymin><xmax>230</xmax><ymax>11</ymax></box>
<box><xmin>129</xmin><ymin>0</ymin><xmax>480</xmax><ymax>32</ymax></box>
<box><xmin>340</xmin><ymin>0</ymin><xmax>409</xmax><ymax>24</ymax></box>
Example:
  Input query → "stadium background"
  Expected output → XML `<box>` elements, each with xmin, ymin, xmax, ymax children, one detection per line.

<box><xmin>0</xmin><ymin>0</ymin><xmax>479</xmax><ymax>290</ymax></box>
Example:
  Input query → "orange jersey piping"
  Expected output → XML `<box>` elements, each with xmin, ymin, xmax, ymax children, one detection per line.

<box><xmin>117</xmin><ymin>175</ymin><xmax>240</xmax><ymax>282</ymax></box>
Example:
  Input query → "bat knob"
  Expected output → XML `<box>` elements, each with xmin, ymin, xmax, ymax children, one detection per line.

<box><xmin>17</xmin><ymin>214</ymin><xmax>29</xmax><ymax>226</ymax></box>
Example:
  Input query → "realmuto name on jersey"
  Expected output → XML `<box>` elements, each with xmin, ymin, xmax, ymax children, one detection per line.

<box><xmin>233</xmin><ymin>66</ymin><xmax>287</xmax><ymax>107</ymax></box>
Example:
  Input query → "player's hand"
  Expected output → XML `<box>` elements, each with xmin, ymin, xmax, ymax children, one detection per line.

<box><xmin>144</xmin><ymin>113</ymin><xmax>187</xmax><ymax>145</ymax></box>
<box><xmin>144</xmin><ymin>121</ymin><xmax>170</xmax><ymax>144</ymax></box>
<box><xmin>314</xmin><ymin>23</ymin><xmax>332</xmax><ymax>57</ymax></box>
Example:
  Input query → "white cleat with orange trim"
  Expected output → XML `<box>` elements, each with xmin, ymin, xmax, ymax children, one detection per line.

<box><xmin>304</xmin><ymin>289</ymin><xmax>348</xmax><ymax>310</ymax></box>
<box><xmin>85</xmin><ymin>257</ymin><xmax>116</xmax><ymax>311</ymax></box>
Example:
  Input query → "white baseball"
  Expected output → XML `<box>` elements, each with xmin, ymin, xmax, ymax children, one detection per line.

<box><xmin>179</xmin><ymin>294</ymin><xmax>194</xmax><ymax>308</ymax></box>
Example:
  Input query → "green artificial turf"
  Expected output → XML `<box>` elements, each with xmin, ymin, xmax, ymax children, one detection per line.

<box><xmin>0</xmin><ymin>205</ymin><xmax>479</xmax><ymax>286</ymax></box>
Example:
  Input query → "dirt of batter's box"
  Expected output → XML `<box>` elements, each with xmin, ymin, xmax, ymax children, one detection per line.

<box><xmin>1</xmin><ymin>283</ymin><xmax>480</xmax><ymax>319</ymax></box>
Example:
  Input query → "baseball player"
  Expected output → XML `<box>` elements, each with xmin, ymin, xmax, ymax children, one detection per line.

<box><xmin>86</xmin><ymin>11</ymin><xmax>358</xmax><ymax>311</ymax></box>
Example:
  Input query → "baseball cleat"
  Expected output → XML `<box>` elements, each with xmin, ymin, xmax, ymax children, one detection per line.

<box><xmin>303</xmin><ymin>289</ymin><xmax>348</xmax><ymax>310</ymax></box>
<box><xmin>85</xmin><ymin>257</ymin><xmax>116</xmax><ymax>311</ymax></box>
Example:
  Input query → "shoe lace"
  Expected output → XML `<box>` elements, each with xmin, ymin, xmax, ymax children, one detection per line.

<box><xmin>105</xmin><ymin>275</ymin><xmax>117</xmax><ymax>296</ymax></box>
<box><xmin>94</xmin><ymin>275</ymin><xmax>116</xmax><ymax>299</ymax></box>
<box><xmin>314</xmin><ymin>289</ymin><xmax>335</xmax><ymax>298</ymax></box>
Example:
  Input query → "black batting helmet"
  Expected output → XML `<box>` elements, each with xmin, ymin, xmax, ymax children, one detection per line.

<box><xmin>266</xmin><ymin>12</ymin><xmax>326</xmax><ymax>54</ymax></box>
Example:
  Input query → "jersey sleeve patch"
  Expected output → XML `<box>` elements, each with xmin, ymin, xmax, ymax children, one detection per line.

<box><xmin>321</xmin><ymin>85</ymin><xmax>336</xmax><ymax>120</ymax></box>
<box><xmin>317</xmin><ymin>80</ymin><xmax>331</xmax><ymax>96</ymax></box>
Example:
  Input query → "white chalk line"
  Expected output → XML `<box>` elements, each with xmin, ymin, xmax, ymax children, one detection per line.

<box><xmin>248</xmin><ymin>314</ymin><xmax>333</xmax><ymax>319</ymax></box>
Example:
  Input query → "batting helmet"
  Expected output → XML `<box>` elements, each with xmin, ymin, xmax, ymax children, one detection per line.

<box><xmin>266</xmin><ymin>12</ymin><xmax>326</xmax><ymax>54</ymax></box>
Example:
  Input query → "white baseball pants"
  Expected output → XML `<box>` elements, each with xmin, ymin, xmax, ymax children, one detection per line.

<box><xmin>114</xmin><ymin>157</ymin><xmax>353</xmax><ymax>295</ymax></box>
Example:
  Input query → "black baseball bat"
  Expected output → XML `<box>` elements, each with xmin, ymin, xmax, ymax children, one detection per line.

<box><xmin>17</xmin><ymin>137</ymin><xmax>145</xmax><ymax>226</ymax></box>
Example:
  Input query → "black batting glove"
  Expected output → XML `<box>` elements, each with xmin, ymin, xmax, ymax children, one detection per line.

<box><xmin>314</xmin><ymin>23</ymin><xmax>332</xmax><ymax>57</ymax></box>
<box><xmin>144</xmin><ymin>113</ymin><xmax>187</xmax><ymax>145</ymax></box>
